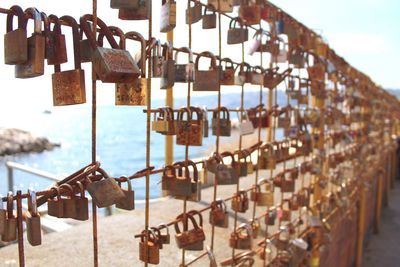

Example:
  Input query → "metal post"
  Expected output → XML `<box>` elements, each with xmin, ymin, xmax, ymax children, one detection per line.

<box><xmin>356</xmin><ymin>185</ymin><xmax>367</xmax><ymax>267</ymax></box>
<box><xmin>374</xmin><ymin>173</ymin><xmax>383</xmax><ymax>234</ymax></box>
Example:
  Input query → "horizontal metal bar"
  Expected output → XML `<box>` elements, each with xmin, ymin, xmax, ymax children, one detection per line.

<box><xmin>6</xmin><ymin>161</ymin><xmax>60</xmax><ymax>182</ymax></box>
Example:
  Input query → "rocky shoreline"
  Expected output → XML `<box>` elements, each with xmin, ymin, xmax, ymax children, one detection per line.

<box><xmin>0</xmin><ymin>128</ymin><xmax>59</xmax><ymax>156</ymax></box>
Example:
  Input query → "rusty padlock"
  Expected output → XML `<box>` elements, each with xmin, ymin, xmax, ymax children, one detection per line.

<box><xmin>193</xmin><ymin>51</ymin><xmax>220</xmax><ymax>91</ymax></box>
<box><xmin>174</xmin><ymin>47</ymin><xmax>195</xmax><ymax>83</ymax></box>
<box><xmin>4</xmin><ymin>5</ymin><xmax>27</xmax><ymax>65</ymax></box>
<box><xmin>139</xmin><ymin>229</ymin><xmax>160</xmax><ymax>264</ymax></box>
<box><xmin>176</xmin><ymin>107</ymin><xmax>203</xmax><ymax>146</ymax></box>
<box><xmin>52</xmin><ymin>15</ymin><xmax>86</xmax><ymax>106</ymax></box>
<box><xmin>118</xmin><ymin>0</ymin><xmax>151</xmax><ymax>20</ymax></box>
<box><xmin>249</xmin><ymin>218</ymin><xmax>260</xmax><ymax>239</ymax></box>
<box><xmin>212</xmin><ymin>107</ymin><xmax>231</xmax><ymax>136</ymax></box>
<box><xmin>160</xmin><ymin>42</ymin><xmax>175</xmax><ymax>89</ymax></box>
<box><xmin>227</xmin><ymin>17</ymin><xmax>248</xmax><ymax>45</ymax></box>
<box><xmin>279</xmin><ymin>200</ymin><xmax>291</xmax><ymax>222</ymax></box>
<box><xmin>1</xmin><ymin>192</ymin><xmax>17</xmax><ymax>242</ymax></box>
<box><xmin>214</xmin><ymin>154</ymin><xmax>237</xmax><ymax>185</ymax></box>
<box><xmin>46</xmin><ymin>14</ymin><xmax>67</xmax><ymax>65</ymax></box>
<box><xmin>202</xmin><ymin>5</ymin><xmax>217</xmax><ymax>29</ymax></box>
<box><xmin>265</xmin><ymin>208</ymin><xmax>277</xmax><ymax>226</ymax></box>
<box><xmin>157</xmin><ymin>223</ymin><xmax>170</xmax><ymax>245</ymax></box>
<box><xmin>186</xmin><ymin>0</ymin><xmax>202</xmax><ymax>24</ymax></box>
<box><xmin>250</xmin><ymin>66</ymin><xmax>264</xmax><ymax>85</ymax></box>
<box><xmin>85</xmin><ymin>168</ymin><xmax>125</xmax><ymax>208</ymax></box>
<box><xmin>229</xmin><ymin>223</ymin><xmax>252</xmax><ymax>249</ymax></box>
<box><xmin>15</xmin><ymin>7</ymin><xmax>45</xmax><ymax>79</ymax></box>
<box><xmin>47</xmin><ymin>186</ymin><xmax>64</xmax><ymax>218</ymax></box>
<box><xmin>110</xmin><ymin>0</ymin><xmax>140</xmax><ymax>8</ymax></box>
<box><xmin>0</xmin><ymin>196</ymin><xmax>5</xmax><ymax>236</ymax></box>
<box><xmin>209</xmin><ymin>199</ymin><xmax>229</xmax><ymax>228</ymax></box>
<box><xmin>168</xmin><ymin>162</ymin><xmax>193</xmax><ymax>197</ymax></box>
<box><xmin>26</xmin><ymin>190</ymin><xmax>41</xmax><ymax>246</ymax></box>
<box><xmin>160</xmin><ymin>0</ymin><xmax>176</xmax><ymax>33</ymax></box>
<box><xmin>185</xmin><ymin>210</ymin><xmax>205</xmax><ymax>250</ymax></box>
<box><xmin>239</xmin><ymin>0</ymin><xmax>261</xmax><ymax>26</ymax></box>
<box><xmin>231</xmin><ymin>190</ymin><xmax>249</xmax><ymax>213</ymax></box>
<box><xmin>175</xmin><ymin>160</ymin><xmax>201</xmax><ymax>202</ymax></box>
<box><xmin>116</xmin><ymin>176</ymin><xmax>135</xmax><ymax>210</ymax></box>
<box><xmin>74</xmin><ymin>181</ymin><xmax>89</xmax><ymax>221</ymax></box>
<box><xmin>149</xmin><ymin>39</ymin><xmax>163</xmax><ymax>78</ymax></box>
<box><xmin>152</xmin><ymin>108</ymin><xmax>175</xmax><ymax>135</ymax></box>
<box><xmin>80</xmin><ymin>15</ymin><xmax>140</xmax><ymax>83</ymax></box>
<box><xmin>60</xmin><ymin>184</ymin><xmax>77</xmax><ymax>219</ymax></box>
<box><xmin>220</xmin><ymin>58</ymin><xmax>235</xmax><ymax>85</ymax></box>
<box><xmin>208</xmin><ymin>0</ymin><xmax>233</xmax><ymax>12</ymax></box>
<box><xmin>174</xmin><ymin>212</ymin><xmax>205</xmax><ymax>250</ymax></box>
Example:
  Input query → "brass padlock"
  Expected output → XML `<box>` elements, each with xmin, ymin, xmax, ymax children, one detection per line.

<box><xmin>160</xmin><ymin>42</ymin><xmax>175</xmax><ymax>89</ymax></box>
<box><xmin>208</xmin><ymin>0</ymin><xmax>233</xmax><ymax>12</ymax></box>
<box><xmin>220</xmin><ymin>58</ymin><xmax>235</xmax><ymax>85</ymax></box>
<box><xmin>211</xmin><ymin>107</ymin><xmax>231</xmax><ymax>136</ymax></box>
<box><xmin>1</xmin><ymin>192</ymin><xmax>17</xmax><ymax>242</ymax></box>
<box><xmin>250</xmin><ymin>180</ymin><xmax>274</xmax><ymax>207</ymax></box>
<box><xmin>176</xmin><ymin>107</ymin><xmax>203</xmax><ymax>146</ymax></box>
<box><xmin>139</xmin><ymin>229</ymin><xmax>160</xmax><ymax>264</ymax></box>
<box><xmin>174</xmin><ymin>47</ymin><xmax>195</xmax><ymax>83</ymax></box>
<box><xmin>160</xmin><ymin>0</ymin><xmax>176</xmax><ymax>33</ymax></box>
<box><xmin>74</xmin><ymin>181</ymin><xmax>89</xmax><ymax>221</ymax></box>
<box><xmin>227</xmin><ymin>18</ymin><xmax>248</xmax><ymax>45</ymax></box>
<box><xmin>4</xmin><ymin>5</ymin><xmax>27</xmax><ymax>65</ymax></box>
<box><xmin>85</xmin><ymin>169</ymin><xmax>125</xmax><ymax>208</ymax></box>
<box><xmin>157</xmin><ymin>223</ymin><xmax>170</xmax><ymax>245</ymax></box>
<box><xmin>0</xmin><ymin>195</ymin><xmax>6</xmax><ymax>235</ymax></box>
<box><xmin>52</xmin><ymin>15</ymin><xmax>86</xmax><ymax>106</ymax></box>
<box><xmin>15</xmin><ymin>7</ymin><xmax>45</xmax><ymax>79</ymax></box>
<box><xmin>116</xmin><ymin>176</ymin><xmax>135</xmax><ymax>210</ymax></box>
<box><xmin>80</xmin><ymin>15</ymin><xmax>140</xmax><ymax>83</ymax></box>
<box><xmin>239</xmin><ymin>0</ymin><xmax>261</xmax><ymax>26</ymax></box>
<box><xmin>60</xmin><ymin>184</ymin><xmax>77</xmax><ymax>219</ymax></box>
<box><xmin>174</xmin><ymin>212</ymin><xmax>205</xmax><ymax>250</ymax></box>
<box><xmin>231</xmin><ymin>190</ymin><xmax>249</xmax><ymax>213</ymax></box>
<box><xmin>193</xmin><ymin>51</ymin><xmax>220</xmax><ymax>91</ymax></box>
<box><xmin>209</xmin><ymin>199</ymin><xmax>229</xmax><ymax>228</ymax></box>
<box><xmin>229</xmin><ymin>223</ymin><xmax>252</xmax><ymax>249</ymax></box>
<box><xmin>26</xmin><ymin>190</ymin><xmax>41</xmax><ymax>246</ymax></box>
<box><xmin>152</xmin><ymin>108</ymin><xmax>175</xmax><ymax>135</ymax></box>
<box><xmin>202</xmin><ymin>5</ymin><xmax>217</xmax><ymax>29</ymax></box>
<box><xmin>115</xmin><ymin>31</ymin><xmax>148</xmax><ymax>105</ymax></box>
<box><xmin>47</xmin><ymin>186</ymin><xmax>64</xmax><ymax>218</ymax></box>
<box><xmin>186</xmin><ymin>0</ymin><xmax>202</xmax><ymax>24</ymax></box>
<box><xmin>118</xmin><ymin>0</ymin><xmax>151</xmax><ymax>20</ymax></box>
<box><xmin>46</xmin><ymin>14</ymin><xmax>67</xmax><ymax>65</ymax></box>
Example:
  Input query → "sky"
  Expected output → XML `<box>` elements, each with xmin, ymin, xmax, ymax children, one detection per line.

<box><xmin>0</xmin><ymin>0</ymin><xmax>398</xmax><ymax>111</ymax></box>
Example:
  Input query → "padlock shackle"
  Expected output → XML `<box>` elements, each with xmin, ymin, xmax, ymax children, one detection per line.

<box><xmin>27</xmin><ymin>189</ymin><xmax>38</xmax><ymax>216</ymax></box>
<box><xmin>125</xmin><ymin>31</ymin><xmax>146</xmax><ymax>77</ymax></box>
<box><xmin>194</xmin><ymin>51</ymin><xmax>217</xmax><ymax>70</ymax></box>
<box><xmin>118</xmin><ymin>175</ymin><xmax>132</xmax><ymax>191</ymax></box>
<box><xmin>48</xmin><ymin>14</ymin><xmax>62</xmax><ymax>35</ymax></box>
<box><xmin>185</xmin><ymin>160</ymin><xmax>199</xmax><ymax>182</ymax></box>
<box><xmin>174</xmin><ymin>47</ymin><xmax>193</xmax><ymax>63</ymax></box>
<box><xmin>174</xmin><ymin>212</ymin><xmax>199</xmax><ymax>234</ymax></box>
<box><xmin>187</xmin><ymin>209</ymin><xmax>203</xmax><ymax>227</ymax></box>
<box><xmin>7</xmin><ymin>191</ymin><xmax>14</xmax><ymax>219</ymax></box>
<box><xmin>50</xmin><ymin>186</ymin><xmax>62</xmax><ymax>201</ymax></box>
<box><xmin>161</xmin><ymin>107</ymin><xmax>175</xmax><ymax>121</ymax></box>
<box><xmin>59</xmin><ymin>15</ymin><xmax>82</xmax><ymax>71</ymax></box>
<box><xmin>23</xmin><ymin>7</ymin><xmax>42</xmax><ymax>35</ymax></box>
<box><xmin>60</xmin><ymin>184</ymin><xmax>75</xmax><ymax>198</ymax></box>
<box><xmin>220</xmin><ymin>151</ymin><xmax>236</xmax><ymax>166</ymax></box>
<box><xmin>203</xmin><ymin>4</ymin><xmax>216</xmax><ymax>15</ymax></box>
<box><xmin>229</xmin><ymin>17</ymin><xmax>245</xmax><ymax>30</ymax></box>
<box><xmin>162</xmin><ymin>41</ymin><xmax>173</xmax><ymax>61</ymax></box>
<box><xmin>98</xmin><ymin>26</ymin><xmax>126</xmax><ymax>50</ymax></box>
<box><xmin>79</xmin><ymin>14</ymin><xmax>119</xmax><ymax>50</ymax></box>
<box><xmin>221</xmin><ymin>57</ymin><xmax>234</xmax><ymax>69</ymax></box>
<box><xmin>189</xmin><ymin>107</ymin><xmax>203</xmax><ymax>125</ymax></box>
<box><xmin>6</xmin><ymin>5</ymin><xmax>26</xmax><ymax>33</ymax></box>
<box><xmin>177</xmin><ymin>107</ymin><xmax>192</xmax><ymax>122</ymax></box>
<box><xmin>40</xmin><ymin>12</ymin><xmax>50</xmax><ymax>34</ymax></box>
<box><xmin>76</xmin><ymin>181</ymin><xmax>86</xmax><ymax>199</ymax></box>
<box><xmin>252</xmin><ymin>65</ymin><xmax>265</xmax><ymax>74</ymax></box>
<box><xmin>157</xmin><ymin>223</ymin><xmax>170</xmax><ymax>235</ymax></box>
<box><xmin>212</xmin><ymin>106</ymin><xmax>230</xmax><ymax>121</ymax></box>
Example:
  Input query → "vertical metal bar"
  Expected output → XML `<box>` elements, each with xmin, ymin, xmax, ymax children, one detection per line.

<box><xmin>165</xmin><ymin>31</ymin><xmax>174</xmax><ymax>167</ymax></box>
<box><xmin>374</xmin><ymin>173</ymin><xmax>383</xmax><ymax>234</ymax></box>
<box><xmin>16</xmin><ymin>190</ymin><xmax>25</xmax><ymax>267</ymax></box>
<box><xmin>7</xmin><ymin>165</ymin><xmax>14</xmax><ymax>193</ymax></box>
<box><xmin>355</xmin><ymin>185</ymin><xmax>366</xmax><ymax>267</ymax></box>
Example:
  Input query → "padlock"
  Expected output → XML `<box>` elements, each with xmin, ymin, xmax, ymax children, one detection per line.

<box><xmin>220</xmin><ymin>58</ymin><xmax>235</xmax><ymax>85</ymax></box>
<box><xmin>1</xmin><ymin>192</ymin><xmax>17</xmax><ymax>242</ymax></box>
<box><xmin>259</xmin><ymin>239</ymin><xmax>277</xmax><ymax>262</ymax></box>
<box><xmin>0</xmin><ymin>196</ymin><xmax>5</xmax><ymax>236</ymax></box>
<box><xmin>116</xmin><ymin>176</ymin><xmax>135</xmax><ymax>210</ymax></box>
<box><xmin>239</xmin><ymin>0</ymin><xmax>261</xmax><ymax>26</ymax></box>
<box><xmin>220</xmin><ymin>152</ymin><xmax>239</xmax><ymax>184</ymax></box>
<box><xmin>111</xmin><ymin>0</ymin><xmax>140</xmax><ymax>8</ymax></box>
<box><xmin>152</xmin><ymin>108</ymin><xmax>175</xmax><ymax>135</ymax></box>
<box><xmin>118</xmin><ymin>0</ymin><xmax>151</xmax><ymax>20</ymax></box>
<box><xmin>185</xmin><ymin>210</ymin><xmax>205</xmax><ymax>250</ymax></box>
<box><xmin>249</xmin><ymin>218</ymin><xmax>260</xmax><ymax>238</ymax></box>
<box><xmin>281</xmin><ymin>175</ymin><xmax>295</xmax><ymax>193</ymax></box>
<box><xmin>160</xmin><ymin>42</ymin><xmax>175</xmax><ymax>89</ymax></box>
<box><xmin>74</xmin><ymin>181</ymin><xmax>89</xmax><ymax>221</ymax></box>
<box><xmin>161</xmin><ymin>165</ymin><xmax>176</xmax><ymax>192</ymax></box>
<box><xmin>250</xmin><ymin>180</ymin><xmax>274</xmax><ymax>206</ymax></box>
<box><xmin>15</xmin><ymin>7</ymin><xmax>45</xmax><ymax>78</ymax></box>
<box><xmin>289</xmin><ymin>238</ymin><xmax>308</xmax><ymax>265</ymax></box>
<box><xmin>80</xmin><ymin>15</ymin><xmax>140</xmax><ymax>83</ymax></box>
<box><xmin>202</xmin><ymin>108</ymin><xmax>209</xmax><ymax>138</ymax></box>
<box><xmin>307</xmin><ymin>63</ymin><xmax>326</xmax><ymax>81</ymax></box>
<box><xmin>193</xmin><ymin>51</ymin><xmax>221</xmax><ymax>91</ymax></box>
<box><xmin>174</xmin><ymin>47</ymin><xmax>195</xmax><ymax>83</ymax></box>
<box><xmin>186</xmin><ymin>0</ymin><xmax>202</xmax><ymax>24</ymax></box>
<box><xmin>237</xmin><ymin>62</ymin><xmax>253</xmax><ymax>84</ymax></box>
<box><xmin>175</xmin><ymin>160</ymin><xmax>201</xmax><ymax>202</ymax></box>
<box><xmin>115</xmin><ymin>31</ymin><xmax>148</xmax><ymax>105</ymax></box>
<box><xmin>209</xmin><ymin>199</ymin><xmax>229</xmax><ymax>228</ymax></box>
<box><xmin>149</xmin><ymin>39</ymin><xmax>163</xmax><ymax>78</ymax></box>
<box><xmin>231</xmin><ymin>190</ymin><xmax>249</xmax><ymax>213</ymax></box>
<box><xmin>176</xmin><ymin>107</ymin><xmax>203</xmax><ymax>146</ymax></box>
<box><xmin>150</xmin><ymin>227</ymin><xmax>164</xmax><ymax>249</ymax></box>
<box><xmin>60</xmin><ymin>184</ymin><xmax>77</xmax><ymax>219</ymax></box>
<box><xmin>52</xmin><ymin>15</ymin><xmax>86</xmax><ymax>106</ymax></box>
<box><xmin>174</xmin><ymin>212</ymin><xmax>205</xmax><ymax>250</ymax></box>
<box><xmin>279</xmin><ymin>201</ymin><xmax>291</xmax><ymax>222</ymax></box>
<box><xmin>250</xmin><ymin>66</ymin><xmax>264</xmax><ymax>85</ymax></box>
<box><xmin>239</xmin><ymin>111</ymin><xmax>255</xmax><ymax>136</ymax></box>
<box><xmin>4</xmin><ymin>5</ymin><xmax>27</xmax><ymax>65</ymax></box>
<box><xmin>229</xmin><ymin>223</ymin><xmax>252</xmax><ymax>249</ymax></box>
<box><xmin>265</xmin><ymin>208</ymin><xmax>277</xmax><ymax>226</ymax></box>
<box><xmin>157</xmin><ymin>223</ymin><xmax>170</xmax><ymax>245</ymax></box>
<box><xmin>213</xmin><ymin>154</ymin><xmax>237</xmax><ymax>185</ymax></box>
<box><xmin>278</xmin><ymin>108</ymin><xmax>290</xmax><ymax>129</ymax></box>
<box><xmin>86</xmin><ymin>168</ymin><xmax>125</xmax><ymax>208</ymax></box>
<box><xmin>208</xmin><ymin>0</ymin><xmax>233</xmax><ymax>12</ymax></box>
<box><xmin>160</xmin><ymin>0</ymin><xmax>176</xmax><ymax>33</ymax></box>
<box><xmin>25</xmin><ymin>190</ymin><xmax>41</xmax><ymax>246</ymax></box>
<box><xmin>167</xmin><ymin>162</ymin><xmax>193</xmax><ymax>197</ymax></box>
<box><xmin>289</xmin><ymin>195</ymin><xmax>300</xmax><ymax>211</ymax></box>
<box><xmin>46</xmin><ymin>15</ymin><xmax>68</xmax><ymax>65</ymax></box>
<box><xmin>288</xmin><ymin>48</ymin><xmax>305</xmax><ymax>68</ymax></box>
<box><xmin>47</xmin><ymin>186</ymin><xmax>64</xmax><ymax>218</ymax></box>
<box><xmin>227</xmin><ymin>18</ymin><xmax>248</xmax><ymax>45</ymax></box>
<box><xmin>139</xmin><ymin>229</ymin><xmax>160</xmax><ymax>264</ymax></box>
<box><xmin>264</xmin><ymin>67</ymin><xmax>292</xmax><ymax>89</ymax></box>
<box><xmin>202</xmin><ymin>5</ymin><xmax>217</xmax><ymax>29</ymax></box>
<box><xmin>262</xmin><ymin>143</ymin><xmax>277</xmax><ymax>170</ymax></box>
<box><xmin>212</xmin><ymin>107</ymin><xmax>231</xmax><ymax>136</ymax></box>
<box><xmin>276</xmin><ymin>225</ymin><xmax>290</xmax><ymax>250</ymax></box>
